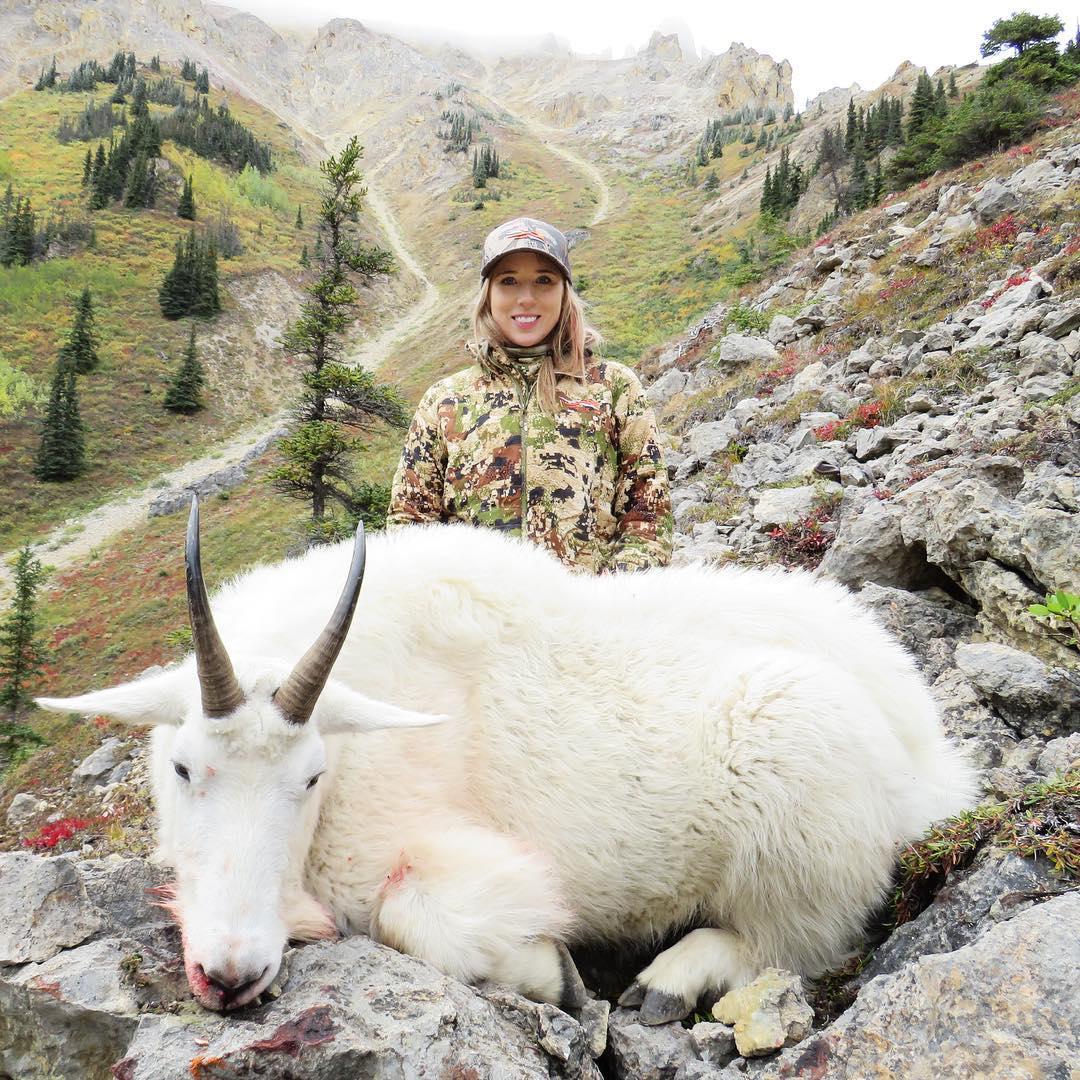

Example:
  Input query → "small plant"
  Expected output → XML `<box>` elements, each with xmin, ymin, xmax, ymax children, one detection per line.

<box><xmin>814</xmin><ymin>401</ymin><xmax>883</xmax><ymax>442</ymax></box>
<box><xmin>1028</xmin><ymin>590</ymin><xmax>1080</xmax><ymax>646</ymax></box>
<box><xmin>23</xmin><ymin>813</ymin><xmax>107</xmax><ymax>851</ymax></box>
<box><xmin>767</xmin><ymin>502</ymin><xmax>838</xmax><ymax>569</ymax></box>
<box><xmin>725</xmin><ymin>304</ymin><xmax>771</xmax><ymax>334</ymax></box>
<box><xmin>878</xmin><ymin>275</ymin><xmax>920</xmax><ymax>303</ymax></box>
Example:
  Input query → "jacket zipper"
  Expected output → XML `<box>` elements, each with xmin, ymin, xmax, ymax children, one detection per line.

<box><xmin>514</xmin><ymin>374</ymin><xmax>532</xmax><ymax>537</ymax></box>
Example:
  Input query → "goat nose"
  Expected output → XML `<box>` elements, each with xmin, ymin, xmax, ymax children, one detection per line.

<box><xmin>201</xmin><ymin>963</ymin><xmax>268</xmax><ymax>1007</ymax></box>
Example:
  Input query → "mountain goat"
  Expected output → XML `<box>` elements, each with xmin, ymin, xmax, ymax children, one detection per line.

<box><xmin>39</xmin><ymin>499</ymin><xmax>976</xmax><ymax>1021</ymax></box>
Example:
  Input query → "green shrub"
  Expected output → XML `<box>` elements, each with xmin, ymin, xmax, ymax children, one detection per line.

<box><xmin>725</xmin><ymin>304</ymin><xmax>771</xmax><ymax>333</ymax></box>
<box><xmin>933</xmin><ymin>78</ymin><xmax>1044</xmax><ymax>167</ymax></box>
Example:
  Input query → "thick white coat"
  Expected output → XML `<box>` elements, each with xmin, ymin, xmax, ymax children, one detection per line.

<box><xmin>41</xmin><ymin>524</ymin><xmax>977</xmax><ymax>1012</ymax></box>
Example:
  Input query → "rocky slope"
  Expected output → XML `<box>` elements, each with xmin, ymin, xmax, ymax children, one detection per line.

<box><xmin>2</xmin><ymin>130</ymin><xmax>1077</xmax><ymax>1078</ymax></box>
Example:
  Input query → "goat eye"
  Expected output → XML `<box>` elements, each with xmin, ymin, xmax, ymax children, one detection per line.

<box><xmin>174</xmin><ymin>763</ymin><xmax>190</xmax><ymax>781</ymax></box>
<box><xmin>306</xmin><ymin>774</ymin><xmax>321</xmax><ymax>790</ymax></box>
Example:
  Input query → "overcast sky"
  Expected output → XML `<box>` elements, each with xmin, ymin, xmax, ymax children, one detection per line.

<box><xmin>235</xmin><ymin>0</ymin><xmax>1079</xmax><ymax>107</ymax></box>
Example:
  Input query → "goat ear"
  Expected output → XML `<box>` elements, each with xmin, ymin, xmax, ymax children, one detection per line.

<box><xmin>313</xmin><ymin>684</ymin><xmax>449</xmax><ymax>735</ymax></box>
<box><xmin>36</xmin><ymin>667</ymin><xmax>190</xmax><ymax>728</ymax></box>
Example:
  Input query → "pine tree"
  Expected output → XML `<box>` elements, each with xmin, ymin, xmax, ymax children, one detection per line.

<box><xmin>268</xmin><ymin>136</ymin><xmax>407</xmax><ymax>538</ymax></box>
<box><xmin>0</xmin><ymin>544</ymin><xmax>48</xmax><ymax>715</ymax></box>
<box><xmin>124</xmin><ymin>150</ymin><xmax>149</xmax><ymax>207</ymax></box>
<box><xmin>948</xmin><ymin>71</ymin><xmax>959</xmax><ymax>97</ymax></box>
<box><xmin>82</xmin><ymin>146</ymin><xmax>93</xmax><ymax>185</ymax></box>
<box><xmin>35</xmin><ymin>354</ymin><xmax>85</xmax><ymax>481</ymax></box>
<box><xmin>178</xmin><ymin>174</ymin><xmax>196</xmax><ymax>219</ymax></box>
<box><xmin>844</xmin><ymin>98</ymin><xmax>858</xmax><ymax>151</ymax></box>
<box><xmin>300</xmin><ymin>244</ymin><xmax>309</xmax><ymax>267</ymax></box>
<box><xmin>295</xmin><ymin>205</ymin><xmax>304</xmax><ymax>228</ymax></box>
<box><xmin>60</xmin><ymin>286</ymin><xmax>101</xmax><ymax>374</ymax></box>
<box><xmin>907</xmin><ymin>72</ymin><xmax>937</xmax><ymax>138</ymax></box>
<box><xmin>164</xmin><ymin>322</ymin><xmax>205</xmax><ymax>412</ymax></box>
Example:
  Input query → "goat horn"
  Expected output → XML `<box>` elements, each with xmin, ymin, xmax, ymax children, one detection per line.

<box><xmin>274</xmin><ymin>521</ymin><xmax>367</xmax><ymax>725</ymax></box>
<box><xmin>185</xmin><ymin>496</ymin><xmax>245</xmax><ymax>718</ymax></box>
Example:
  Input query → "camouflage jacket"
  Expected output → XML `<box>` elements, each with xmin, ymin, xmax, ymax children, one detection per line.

<box><xmin>387</xmin><ymin>347</ymin><xmax>673</xmax><ymax>573</ymax></box>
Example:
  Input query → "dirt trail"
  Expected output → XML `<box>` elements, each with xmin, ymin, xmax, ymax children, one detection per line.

<box><xmin>475</xmin><ymin>79</ymin><xmax>610</xmax><ymax>227</ymax></box>
<box><xmin>344</xmin><ymin>147</ymin><xmax>440</xmax><ymax>370</ymax></box>
<box><xmin>0</xmin><ymin>138</ymin><xmax>440</xmax><ymax>602</ymax></box>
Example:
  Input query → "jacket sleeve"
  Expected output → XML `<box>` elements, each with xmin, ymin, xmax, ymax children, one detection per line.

<box><xmin>603</xmin><ymin>366</ymin><xmax>674</xmax><ymax>572</ymax></box>
<box><xmin>386</xmin><ymin>384</ymin><xmax>448</xmax><ymax>528</ymax></box>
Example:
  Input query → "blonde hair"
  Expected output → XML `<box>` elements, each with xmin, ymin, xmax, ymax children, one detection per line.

<box><xmin>472</xmin><ymin>273</ymin><xmax>603</xmax><ymax>413</ymax></box>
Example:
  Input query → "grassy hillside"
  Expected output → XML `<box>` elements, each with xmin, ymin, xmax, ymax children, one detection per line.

<box><xmin>0</xmin><ymin>66</ymin><xmax>411</xmax><ymax>548</ymax></box>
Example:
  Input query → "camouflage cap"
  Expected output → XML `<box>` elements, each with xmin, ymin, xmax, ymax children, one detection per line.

<box><xmin>480</xmin><ymin>217</ymin><xmax>572</xmax><ymax>284</ymax></box>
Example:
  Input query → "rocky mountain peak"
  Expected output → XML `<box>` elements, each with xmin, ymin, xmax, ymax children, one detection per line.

<box><xmin>641</xmin><ymin>31</ymin><xmax>684</xmax><ymax>64</ymax></box>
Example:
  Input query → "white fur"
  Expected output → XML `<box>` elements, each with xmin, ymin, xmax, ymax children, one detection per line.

<box><xmin>39</xmin><ymin>524</ymin><xmax>977</xmax><ymax>1010</ymax></box>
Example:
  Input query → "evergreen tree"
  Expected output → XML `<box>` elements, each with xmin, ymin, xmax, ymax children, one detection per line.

<box><xmin>0</xmin><ymin>189</ymin><xmax>35</xmax><ymax>267</ymax></box>
<box><xmin>268</xmin><ymin>136</ymin><xmax>407</xmax><ymax>538</ymax></box>
<box><xmin>196</xmin><ymin>68</ymin><xmax>210</xmax><ymax>94</ymax></box>
<box><xmin>0</xmin><ymin>545</ymin><xmax>48</xmax><ymax>715</ymax></box>
<box><xmin>150</xmin><ymin>54</ymin><xmax>161</xmax><ymax>73</ymax></box>
<box><xmin>295</xmin><ymin>205</ymin><xmax>304</xmax><ymax>229</ymax></box>
<box><xmin>934</xmin><ymin>78</ymin><xmax>948</xmax><ymax>118</ymax></box>
<box><xmin>948</xmin><ymin>71</ymin><xmax>959</xmax><ymax>96</ymax></box>
<box><xmin>163</xmin><ymin>322</ymin><xmax>205</xmax><ymax>412</ymax></box>
<box><xmin>35</xmin><ymin>354</ymin><xmax>85</xmax><ymax>481</ymax></box>
<box><xmin>300</xmin><ymin>243</ymin><xmax>309</xmax><ymax>267</ymax></box>
<box><xmin>847</xmin><ymin>139</ymin><xmax>869</xmax><ymax>211</ymax></box>
<box><xmin>159</xmin><ymin>231</ymin><xmax>221</xmax><ymax>318</ymax></box>
<box><xmin>844</xmin><ymin>98</ymin><xmax>857</xmax><ymax>151</ymax></box>
<box><xmin>907</xmin><ymin>72</ymin><xmax>937</xmax><ymax>139</ymax></box>
<box><xmin>60</xmin><ymin>286</ymin><xmax>100</xmax><ymax>374</ymax></box>
<box><xmin>34</xmin><ymin>57</ymin><xmax>58</xmax><ymax>92</ymax></box>
<box><xmin>82</xmin><ymin>146</ymin><xmax>93</xmax><ymax>185</ymax></box>
<box><xmin>981</xmin><ymin>12</ymin><xmax>1064</xmax><ymax>57</ymax></box>
<box><xmin>177</xmin><ymin>173</ymin><xmax>196</xmax><ymax>219</ymax></box>
<box><xmin>124</xmin><ymin>150</ymin><xmax>150</xmax><ymax>207</ymax></box>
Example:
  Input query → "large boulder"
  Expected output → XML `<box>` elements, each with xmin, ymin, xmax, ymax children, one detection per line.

<box><xmin>0</xmin><ymin>853</ymin><xmax>603</xmax><ymax>1080</ymax></box>
<box><xmin>708</xmin><ymin>893</ymin><xmax>1080</xmax><ymax>1080</ymax></box>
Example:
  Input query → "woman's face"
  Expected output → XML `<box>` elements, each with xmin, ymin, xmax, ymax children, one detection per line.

<box><xmin>487</xmin><ymin>251</ymin><xmax>565</xmax><ymax>348</ymax></box>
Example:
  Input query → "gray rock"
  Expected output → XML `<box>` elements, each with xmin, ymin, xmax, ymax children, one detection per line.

<box><xmin>0</xmin><ymin>938</ymin><xmax>141</xmax><ymax>1080</ymax></box>
<box><xmin>1036</xmin><ymin>733</ymin><xmax>1080</xmax><ymax>778</ymax></box>
<box><xmin>0</xmin><ymin>853</ymin><xmax>101</xmax><ymax>965</ymax></box>
<box><xmin>689</xmin><ymin>1021</ymin><xmax>737</xmax><ymax>1066</ymax></box>
<box><xmin>647</xmin><ymin>368</ymin><xmax>689</xmax><ymax>407</ymax></box>
<box><xmin>973</xmin><ymin>179</ymin><xmax>1020</xmax><ymax>222</ymax></box>
<box><xmin>852</xmin><ymin>425</ymin><xmax>914</xmax><ymax>462</ymax></box>
<box><xmin>750</xmin><ymin>483</ymin><xmax>840</xmax><ymax>529</ymax></box>
<box><xmin>883</xmin><ymin>201</ymin><xmax>909</xmax><ymax>217</ymax></box>
<box><xmin>855</xmin><ymin>850</ymin><xmax>1067</xmax><ymax>990</ymax></box>
<box><xmin>937</xmin><ymin>211</ymin><xmax>975</xmax><ymax>241</ymax></box>
<box><xmin>1039</xmin><ymin>298</ymin><xmax>1080</xmax><ymax>339</ymax></box>
<box><xmin>914</xmin><ymin>246</ymin><xmax>942</xmax><ymax>267</ymax></box>
<box><xmin>608</xmin><ymin>1007</ymin><xmax>694</xmax><ymax>1080</ymax></box>
<box><xmin>718</xmin><ymin>335</ymin><xmax>779</xmax><ymax>366</ymax></box>
<box><xmin>740</xmin><ymin>893</ymin><xmax>1080</xmax><ymax>1080</ymax></box>
<box><xmin>687</xmin><ymin>419</ymin><xmax>740</xmax><ymax>461</ymax></box>
<box><xmin>816</xmin><ymin>500</ymin><xmax>928</xmax><ymax>591</ymax></box>
<box><xmin>0</xmin><ymin>851</ymin><xmax>605</xmax><ymax>1080</ymax></box>
<box><xmin>73</xmin><ymin>737</ymin><xmax>128</xmax><ymax>785</ymax></box>
<box><xmin>855</xmin><ymin>584</ymin><xmax>977</xmax><ymax>672</ymax></box>
<box><xmin>954</xmin><ymin>642</ymin><xmax>1080</xmax><ymax>737</ymax></box>
<box><xmin>5</xmin><ymin>793</ymin><xmax>48</xmax><ymax>829</ymax></box>
<box><xmin>766</xmin><ymin>315</ymin><xmax>797</xmax><ymax>345</ymax></box>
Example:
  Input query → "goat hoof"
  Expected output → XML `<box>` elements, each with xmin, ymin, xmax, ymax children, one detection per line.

<box><xmin>617</xmin><ymin>980</ymin><xmax>645</xmax><ymax>1008</ymax></box>
<box><xmin>554</xmin><ymin>941</ymin><xmax>588</xmax><ymax>1011</ymax></box>
<box><xmin>638</xmin><ymin>987</ymin><xmax>692</xmax><ymax>1025</ymax></box>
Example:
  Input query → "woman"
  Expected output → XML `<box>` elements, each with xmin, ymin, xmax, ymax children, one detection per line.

<box><xmin>387</xmin><ymin>216</ymin><xmax>672</xmax><ymax>573</ymax></box>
